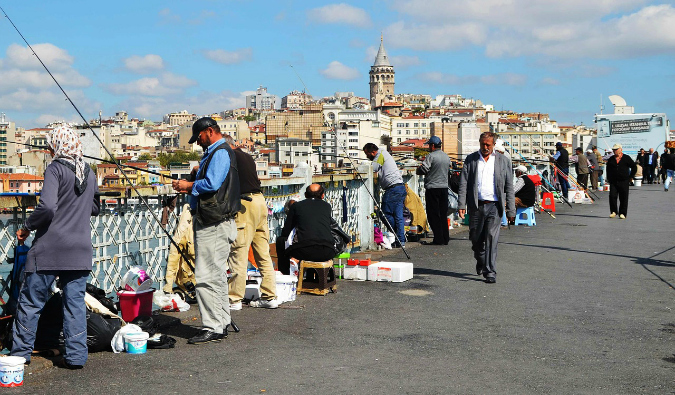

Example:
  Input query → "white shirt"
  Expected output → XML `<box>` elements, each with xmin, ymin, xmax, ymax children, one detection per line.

<box><xmin>477</xmin><ymin>153</ymin><xmax>497</xmax><ymax>201</ymax></box>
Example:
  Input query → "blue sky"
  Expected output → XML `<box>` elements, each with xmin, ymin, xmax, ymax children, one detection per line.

<box><xmin>0</xmin><ymin>0</ymin><xmax>673</xmax><ymax>128</ymax></box>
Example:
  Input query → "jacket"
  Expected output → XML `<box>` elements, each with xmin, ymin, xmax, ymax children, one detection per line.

<box><xmin>24</xmin><ymin>161</ymin><xmax>99</xmax><ymax>272</ymax></box>
<box><xmin>195</xmin><ymin>142</ymin><xmax>241</xmax><ymax>226</ymax></box>
<box><xmin>281</xmin><ymin>198</ymin><xmax>334</xmax><ymax>251</ymax></box>
<box><xmin>458</xmin><ymin>151</ymin><xmax>515</xmax><ymax>218</ymax></box>
<box><xmin>575</xmin><ymin>154</ymin><xmax>590</xmax><ymax>175</ymax></box>
<box><xmin>606</xmin><ymin>154</ymin><xmax>637</xmax><ymax>183</ymax></box>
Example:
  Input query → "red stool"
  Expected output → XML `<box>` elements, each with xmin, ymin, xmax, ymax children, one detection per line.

<box><xmin>541</xmin><ymin>192</ymin><xmax>555</xmax><ymax>212</ymax></box>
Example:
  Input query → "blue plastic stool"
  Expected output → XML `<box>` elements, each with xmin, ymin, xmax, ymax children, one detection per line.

<box><xmin>514</xmin><ymin>206</ymin><xmax>536</xmax><ymax>226</ymax></box>
<box><xmin>501</xmin><ymin>211</ymin><xmax>507</xmax><ymax>226</ymax></box>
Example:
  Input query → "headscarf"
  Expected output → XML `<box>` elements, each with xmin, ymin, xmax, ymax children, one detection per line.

<box><xmin>47</xmin><ymin>126</ymin><xmax>89</xmax><ymax>194</ymax></box>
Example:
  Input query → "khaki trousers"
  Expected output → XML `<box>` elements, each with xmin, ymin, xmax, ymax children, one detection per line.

<box><xmin>228</xmin><ymin>193</ymin><xmax>277</xmax><ymax>303</ymax></box>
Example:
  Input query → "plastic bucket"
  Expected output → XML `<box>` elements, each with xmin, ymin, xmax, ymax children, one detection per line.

<box><xmin>121</xmin><ymin>267</ymin><xmax>152</xmax><ymax>292</ymax></box>
<box><xmin>124</xmin><ymin>332</ymin><xmax>149</xmax><ymax>354</ymax></box>
<box><xmin>0</xmin><ymin>356</ymin><xmax>26</xmax><ymax>387</ymax></box>
<box><xmin>117</xmin><ymin>288</ymin><xmax>155</xmax><ymax>322</ymax></box>
<box><xmin>634</xmin><ymin>177</ymin><xmax>642</xmax><ymax>187</ymax></box>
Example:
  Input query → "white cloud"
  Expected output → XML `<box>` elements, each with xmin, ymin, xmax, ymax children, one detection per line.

<box><xmin>0</xmin><ymin>88</ymin><xmax>99</xmax><ymax>115</ymax></box>
<box><xmin>158</xmin><ymin>8</ymin><xmax>181</xmax><ymax>24</ymax></box>
<box><xmin>320</xmin><ymin>61</ymin><xmax>361</xmax><ymax>80</ymax></box>
<box><xmin>383</xmin><ymin>0</ymin><xmax>675</xmax><ymax>60</ymax></box>
<box><xmin>307</xmin><ymin>3</ymin><xmax>372</xmax><ymax>28</ymax></box>
<box><xmin>418</xmin><ymin>71</ymin><xmax>527</xmax><ymax>86</ymax></box>
<box><xmin>540</xmin><ymin>78</ymin><xmax>561</xmax><ymax>86</ymax></box>
<box><xmin>123</xmin><ymin>54</ymin><xmax>165</xmax><ymax>74</ymax></box>
<box><xmin>115</xmin><ymin>90</ymin><xmax>248</xmax><ymax>120</ymax></box>
<box><xmin>102</xmin><ymin>72</ymin><xmax>197</xmax><ymax>97</ymax></box>
<box><xmin>202</xmin><ymin>48</ymin><xmax>253</xmax><ymax>65</ymax></box>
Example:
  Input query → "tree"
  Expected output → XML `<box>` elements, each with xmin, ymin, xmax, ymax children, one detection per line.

<box><xmin>137</xmin><ymin>153</ymin><xmax>153</xmax><ymax>161</ymax></box>
<box><xmin>157</xmin><ymin>151</ymin><xmax>201</xmax><ymax>168</ymax></box>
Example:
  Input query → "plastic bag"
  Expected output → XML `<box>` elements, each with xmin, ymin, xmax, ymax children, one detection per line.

<box><xmin>87</xmin><ymin>312</ymin><xmax>121</xmax><ymax>352</ymax></box>
<box><xmin>152</xmin><ymin>290</ymin><xmax>190</xmax><ymax>312</ymax></box>
<box><xmin>111</xmin><ymin>324</ymin><xmax>143</xmax><ymax>353</ymax></box>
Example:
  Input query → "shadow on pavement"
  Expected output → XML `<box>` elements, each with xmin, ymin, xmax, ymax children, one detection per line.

<box><xmin>414</xmin><ymin>267</ymin><xmax>484</xmax><ymax>282</ymax></box>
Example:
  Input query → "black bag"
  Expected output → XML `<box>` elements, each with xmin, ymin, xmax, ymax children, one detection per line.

<box><xmin>147</xmin><ymin>334</ymin><xmax>176</xmax><ymax>349</ymax></box>
<box><xmin>86</xmin><ymin>312</ymin><xmax>121</xmax><ymax>352</ymax></box>
<box><xmin>86</xmin><ymin>283</ymin><xmax>118</xmax><ymax>314</ymax></box>
<box><xmin>330</xmin><ymin>219</ymin><xmax>351</xmax><ymax>254</ymax></box>
<box><xmin>131</xmin><ymin>315</ymin><xmax>158</xmax><ymax>337</ymax></box>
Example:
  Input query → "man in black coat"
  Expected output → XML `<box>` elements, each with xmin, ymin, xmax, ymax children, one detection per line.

<box><xmin>277</xmin><ymin>184</ymin><xmax>336</xmax><ymax>274</ymax></box>
<box><xmin>606</xmin><ymin>144</ymin><xmax>637</xmax><ymax>219</ymax></box>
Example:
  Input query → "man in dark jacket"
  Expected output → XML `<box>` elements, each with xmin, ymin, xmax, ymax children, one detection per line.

<box><xmin>664</xmin><ymin>148</ymin><xmax>675</xmax><ymax>191</ymax></box>
<box><xmin>277</xmin><ymin>184</ymin><xmax>335</xmax><ymax>274</ymax></box>
<box><xmin>606</xmin><ymin>143</ymin><xmax>637</xmax><ymax>219</ymax></box>
<box><xmin>514</xmin><ymin>165</ymin><xmax>536</xmax><ymax>208</ymax></box>
<box><xmin>574</xmin><ymin>147</ymin><xmax>590</xmax><ymax>190</ymax></box>
<box><xmin>549</xmin><ymin>142</ymin><xmax>569</xmax><ymax>198</ymax></box>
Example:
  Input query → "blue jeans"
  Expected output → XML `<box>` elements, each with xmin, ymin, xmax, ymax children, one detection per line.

<box><xmin>665</xmin><ymin>169</ymin><xmax>675</xmax><ymax>190</ymax></box>
<box><xmin>381</xmin><ymin>184</ymin><xmax>407</xmax><ymax>245</ymax></box>
<box><xmin>12</xmin><ymin>270</ymin><xmax>90</xmax><ymax>365</ymax></box>
<box><xmin>557</xmin><ymin>167</ymin><xmax>570</xmax><ymax>197</ymax></box>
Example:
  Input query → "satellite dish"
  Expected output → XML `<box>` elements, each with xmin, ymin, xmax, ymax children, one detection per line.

<box><xmin>608</xmin><ymin>95</ymin><xmax>627</xmax><ymax>107</ymax></box>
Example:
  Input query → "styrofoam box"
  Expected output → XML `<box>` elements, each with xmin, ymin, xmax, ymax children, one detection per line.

<box><xmin>275</xmin><ymin>272</ymin><xmax>297</xmax><ymax>303</ymax></box>
<box><xmin>344</xmin><ymin>265</ymin><xmax>367</xmax><ymax>281</ymax></box>
<box><xmin>244</xmin><ymin>283</ymin><xmax>261</xmax><ymax>301</ymax></box>
<box><xmin>374</xmin><ymin>261</ymin><xmax>414</xmax><ymax>282</ymax></box>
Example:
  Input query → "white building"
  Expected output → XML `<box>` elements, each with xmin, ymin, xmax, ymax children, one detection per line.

<box><xmin>391</xmin><ymin>116</ymin><xmax>431</xmax><ymax>143</ymax></box>
<box><xmin>246</xmin><ymin>86</ymin><xmax>277</xmax><ymax>110</ymax></box>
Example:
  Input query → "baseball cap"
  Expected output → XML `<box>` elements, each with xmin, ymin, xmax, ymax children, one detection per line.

<box><xmin>612</xmin><ymin>143</ymin><xmax>622</xmax><ymax>150</ymax></box>
<box><xmin>189</xmin><ymin>117</ymin><xmax>218</xmax><ymax>144</ymax></box>
<box><xmin>425</xmin><ymin>135</ymin><xmax>442</xmax><ymax>145</ymax></box>
<box><xmin>555</xmin><ymin>142</ymin><xmax>563</xmax><ymax>147</ymax></box>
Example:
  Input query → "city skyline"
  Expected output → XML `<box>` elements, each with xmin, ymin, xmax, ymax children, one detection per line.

<box><xmin>0</xmin><ymin>1</ymin><xmax>673</xmax><ymax>128</ymax></box>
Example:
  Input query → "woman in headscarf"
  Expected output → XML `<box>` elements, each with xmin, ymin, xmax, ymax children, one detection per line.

<box><xmin>12</xmin><ymin>126</ymin><xmax>99</xmax><ymax>369</ymax></box>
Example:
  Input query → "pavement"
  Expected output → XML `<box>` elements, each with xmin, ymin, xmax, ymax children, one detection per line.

<box><xmin>12</xmin><ymin>183</ymin><xmax>675</xmax><ymax>394</ymax></box>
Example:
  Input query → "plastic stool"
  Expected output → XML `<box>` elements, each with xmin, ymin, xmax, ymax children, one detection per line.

<box><xmin>514</xmin><ymin>206</ymin><xmax>536</xmax><ymax>226</ymax></box>
<box><xmin>541</xmin><ymin>192</ymin><xmax>556</xmax><ymax>212</ymax></box>
<box><xmin>297</xmin><ymin>260</ymin><xmax>337</xmax><ymax>296</ymax></box>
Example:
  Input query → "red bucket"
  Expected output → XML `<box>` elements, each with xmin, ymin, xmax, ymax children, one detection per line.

<box><xmin>117</xmin><ymin>289</ymin><xmax>154</xmax><ymax>322</ymax></box>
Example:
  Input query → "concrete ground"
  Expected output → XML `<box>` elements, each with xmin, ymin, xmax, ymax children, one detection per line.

<box><xmin>13</xmin><ymin>183</ymin><xmax>675</xmax><ymax>394</ymax></box>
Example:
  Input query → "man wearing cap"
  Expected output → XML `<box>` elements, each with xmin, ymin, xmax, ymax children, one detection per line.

<box><xmin>172</xmin><ymin>117</ymin><xmax>241</xmax><ymax>344</ymax></box>
<box><xmin>417</xmin><ymin>135</ymin><xmax>450</xmax><ymax>245</ymax></box>
<box><xmin>514</xmin><ymin>165</ymin><xmax>536</xmax><ymax>208</ymax></box>
<box><xmin>458</xmin><ymin>132</ymin><xmax>515</xmax><ymax>284</ymax></box>
<box><xmin>606</xmin><ymin>143</ymin><xmax>637</xmax><ymax>219</ymax></box>
<box><xmin>549</xmin><ymin>142</ymin><xmax>570</xmax><ymax>198</ymax></box>
<box><xmin>586</xmin><ymin>149</ymin><xmax>599</xmax><ymax>191</ymax></box>
<box><xmin>363</xmin><ymin>143</ymin><xmax>406</xmax><ymax>247</ymax></box>
<box><xmin>574</xmin><ymin>147</ymin><xmax>590</xmax><ymax>190</ymax></box>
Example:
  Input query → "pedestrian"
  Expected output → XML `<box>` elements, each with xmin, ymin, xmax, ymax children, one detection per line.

<box><xmin>416</xmin><ymin>135</ymin><xmax>450</xmax><ymax>245</ymax></box>
<box><xmin>549</xmin><ymin>142</ymin><xmax>569</xmax><ymax>198</ymax></box>
<box><xmin>574</xmin><ymin>147</ymin><xmax>590</xmax><ymax>190</ymax></box>
<box><xmin>458</xmin><ymin>132</ymin><xmax>515</xmax><ymax>284</ymax></box>
<box><xmin>586</xmin><ymin>149</ymin><xmax>599</xmax><ymax>190</ymax></box>
<box><xmin>606</xmin><ymin>143</ymin><xmax>637</xmax><ymax>219</ymax></box>
<box><xmin>12</xmin><ymin>126</ymin><xmax>100</xmax><ymax>369</ymax></box>
<box><xmin>659</xmin><ymin>148</ymin><xmax>668</xmax><ymax>185</ymax></box>
<box><xmin>664</xmin><ymin>148</ymin><xmax>675</xmax><ymax>192</ymax></box>
<box><xmin>172</xmin><ymin>117</ymin><xmax>241</xmax><ymax>344</ymax></box>
<box><xmin>648</xmin><ymin>148</ymin><xmax>659</xmax><ymax>184</ymax></box>
<box><xmin>363</xmin><ymin>142</ymin><xmax>406</xmax><ymax>247</ymax></box>
<box><xmin>593</xmin><ymin>146</ymin><xmax>605</xmax><ymax>187</ymax></box>
<box><xmin>224</xmin><ymin>136</ymin><xmax>278</xmax><ymax>310</ymax></box>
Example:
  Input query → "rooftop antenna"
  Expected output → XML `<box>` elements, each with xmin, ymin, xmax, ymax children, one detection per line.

<box><xmin>289</xmin><ymin>65</ymin><xmax>307</xmax><ymax>94</ymax></box>
<box><xmin>599</xmin><ymin>94</ymin><xmax>604</xmax><ymax>115</ymax></box>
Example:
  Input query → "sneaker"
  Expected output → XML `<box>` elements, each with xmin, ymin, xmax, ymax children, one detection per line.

<box><xmin>229</xmin><ymin>301</ymin><xmax>242</xmax><ymax>311</ymax></box>
<box><xmin>249</xmin><ymin>298</ymin><xmax>279</xmax><ymax>309</ymax></box>
<box><xmin>609</xmin><ymin>212</ymin><xmax>617</xmax><ymax>218</ymax></box>
<box><xmin>619</xmin><ymin>214</ymin><xmax>626</xmax><ymax>219</ymax></box>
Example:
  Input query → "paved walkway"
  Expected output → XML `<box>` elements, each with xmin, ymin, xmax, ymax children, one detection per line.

<box><xmin>18</xmin><ymin>184</ymin><xmax>675</xmax><ymax>394</ymax></box>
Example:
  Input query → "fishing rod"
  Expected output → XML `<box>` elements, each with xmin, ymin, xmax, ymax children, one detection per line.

<box><xmin>0</xmin><ymin>7</ymin><xmax>194</xmax><ymax>270</ymax></box>
<box><xmin>336</xmin><ymin>139</ymin><xmax>411</xmax><ymax>259</ymax></box>
<box><xmin>504</xmin><ymin>140</ymin><xmax>573</xmax><ymax>208</ymax></box>
<box><xmin>7</xmin><ymin>139</ymin><xmax>177</xmax><ymax>180</ymax></box>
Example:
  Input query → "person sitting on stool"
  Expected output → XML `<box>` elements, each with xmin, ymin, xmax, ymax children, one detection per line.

<box><xmin>514</xmin><ymin>165</ymin><xmax>536</xmax><ymax>208</ymax></box>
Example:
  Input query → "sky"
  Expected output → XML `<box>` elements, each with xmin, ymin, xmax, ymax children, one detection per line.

<box><xmin>0</xmin><ymin>0</ymin><xmax>674</xmax><ymax>129</ymax></box>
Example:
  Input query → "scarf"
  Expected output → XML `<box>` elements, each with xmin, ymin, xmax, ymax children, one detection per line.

<box><xmin>47</xmin><ymin>126</ymin><xmax>89</xmax><ymax>195</ymax></box>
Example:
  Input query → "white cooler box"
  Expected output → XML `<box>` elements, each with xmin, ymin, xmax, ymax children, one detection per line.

<box><xmin>275</xmin><ymin>272</ymin><xmax>297</xmax><ymax>303</ymax></box>
<box><xmin>367</xmin><ymin>261</ymin><xmax>413</xmax><ymax>282</ymax></box>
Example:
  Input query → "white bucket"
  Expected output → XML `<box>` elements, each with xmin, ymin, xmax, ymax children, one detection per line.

<box><xmin>0</xmin><ymin>356</ymin><xmax>26</xmax><ymax>387</ymax></box>
<box><xmin>124</xmin><ymin>332</ymin><xmax>149</xmax><ymax>354</ymax></box>
<box><xmin>121</xmin><ymin>266</ymin><xmax>153</xmax><ymax>292</ymax></box>
<box><xmin>604</xmin><ymin>184</ymin><xmax>611</xmax><ymax>191</ymax></box>
<box><xmin>634</xmin><ymin>177</ymin><xmax>642</xmax><ymax>187</ymax></box>
<box><xmin>275</xmin><ymin>272</ymin><xmax>297</xmax><ymax>303</ymax></box>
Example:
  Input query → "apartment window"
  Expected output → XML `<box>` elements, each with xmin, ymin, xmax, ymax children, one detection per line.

<box><xmin>414</xmin><ymin>123</ymin><xmax>419</xmax><ymax>127</ymax></box>
<box><xmin>405</xmin><ymin>123</ymin><xmax>409</xmax><ymax>127</ymax></box>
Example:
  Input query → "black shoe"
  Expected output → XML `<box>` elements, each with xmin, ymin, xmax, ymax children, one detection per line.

<box><xmin>476</xmin><ymin>264</ymin><xmax>483</xmax><ymax>275</ymax></box>
<box><xmin>420</xmin><ymin>240</ymin><xmax>442</xmax><ymax>245</ymax></box>
<box><xmin>57</xmin><ymin>358</ymin><xmax>83</xmax><ymax>370</ymax></box>
<box><xmin>188</xmin><ymin>329</ymin><xmax>223</xmax><ymax>345</ymax></box>
<box><xmin>485</xmin><ymin>277</ymin><xmax>496</xmax><ymax>284</ymax></box>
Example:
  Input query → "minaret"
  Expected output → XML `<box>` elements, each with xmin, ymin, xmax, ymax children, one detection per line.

<box><xmin>369</xmin><ymin>35</ymin><xmax>395</xmax><ymax>110</ymax></box>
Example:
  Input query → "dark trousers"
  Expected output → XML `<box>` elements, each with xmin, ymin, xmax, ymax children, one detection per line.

<box><xmin>469</xmin><ymin>202</ymin><xmax>501</xmax><ymax>279</ymax></box>
<box><xmin>276</xmin><ymin>239</ymin><xmax>335</xmax><ymax>275</ymax></box>
<box><xmin>425</xmin><ymin>188</ymin><xmax>449</xmax><ymax>245</ymax></box>
<box><xmin>577</xmin><ymin>173</ymin><xmax>589</xmax><ymax>190</ymax></box>
<box><xmin>609</xmin><ymin>180</ymin><xmax>630</xmax><ymax>216</ymax></box>
<box><xmin>590</xmin><ymin>170</ymin><xmax>599</xmax><ymax>190</ymax></box>
<box><xmin>557</xmin><ymin>167</ymin><xmax>569</xmax><ymax>197</ymax></box>
<box><xmin>646</xmin><ymin>165</ymin><xmax>656</xmax><ymax>183</ymax></box>
<box><xmin>12</xmin><ymin>270</ymin><xmax>90</xmax><ymax>365</ymax></box>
